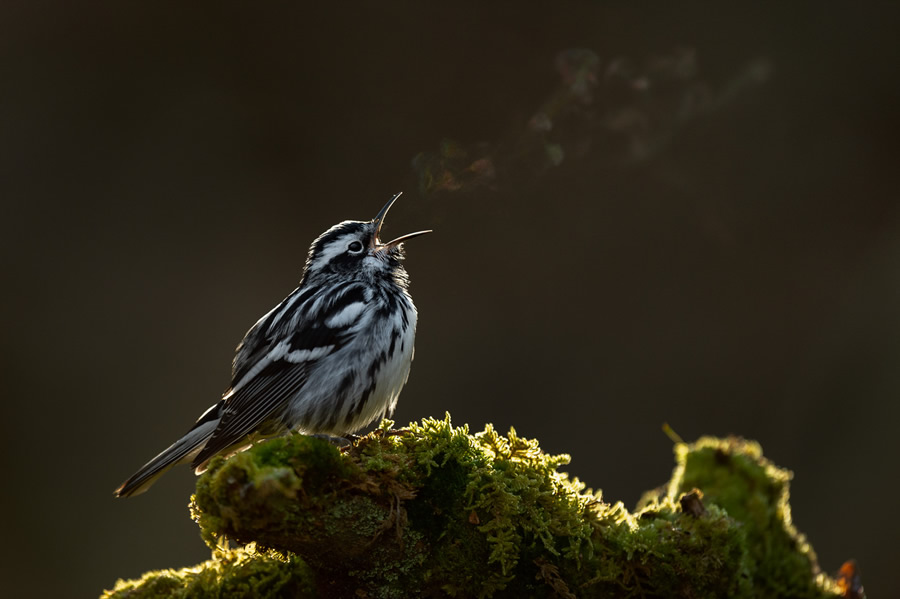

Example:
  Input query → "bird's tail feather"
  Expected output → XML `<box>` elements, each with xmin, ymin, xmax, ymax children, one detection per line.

<box><xmin>114</xmin><ymin>419</ymin><xmax>217</xmax><ymax>497</ymax></box>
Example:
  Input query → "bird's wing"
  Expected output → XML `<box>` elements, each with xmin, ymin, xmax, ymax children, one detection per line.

<box><xmin>191</xmin><ymin>283</ymin><xmax>368</xmax><ymax>468</ymax></box>
<box><xmin>190</xmin><ymin>358</ymin><xmax>312</xmax><ymax>469</ymax></box>
<box><xmin>229</xmin><ymin>284</ymin><xmax>317</xmax><ymax>385</ymax></box>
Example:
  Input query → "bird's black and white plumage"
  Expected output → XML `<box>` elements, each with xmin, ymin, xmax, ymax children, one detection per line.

<box><xmin>115</xmin><ymin>193</ymin><xmax>430</xmax><ymax>497</ymax></box>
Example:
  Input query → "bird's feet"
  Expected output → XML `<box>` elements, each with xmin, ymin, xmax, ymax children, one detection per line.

<box><xmin>379</xmin><ymin>428</ymin><xmax>409</xmax><ymax>437</ymax></box>
<box><xmin>311</xmin><ymin>433</ymin><xmax>354</xmax><ymax>447</ymax></box>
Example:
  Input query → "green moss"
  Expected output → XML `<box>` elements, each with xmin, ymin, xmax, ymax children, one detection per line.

<box><xmin>106</xmin><ymin>416</ymin><xmax>845</xmax><ymax>598</ymax></box>
<box><xmin>100</xmin><ymin>544</ymin><xmax>315</xmax><ymax>599</ymax></box>
<box><xmin>668</xmin><ymin>436</ymin><xmax>837</xmax><ymax>598</ymax></box>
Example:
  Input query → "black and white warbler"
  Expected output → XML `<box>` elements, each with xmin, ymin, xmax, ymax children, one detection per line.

<box><xmin>115</xmin><ymin>193</ymin><xmax>431</xmax><ymax>497</ymax></box>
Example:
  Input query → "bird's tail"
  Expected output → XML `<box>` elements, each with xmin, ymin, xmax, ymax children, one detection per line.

<box><xmin>114</xmin><ymin>400</ymin><xmax>224</xmax><ymax>497</ymax></box>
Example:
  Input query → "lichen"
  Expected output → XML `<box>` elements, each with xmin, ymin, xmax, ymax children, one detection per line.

<box><xmin>103</xmin><ymin>415</ymin><xmax>846</xmax><ymax>598</ymax></box>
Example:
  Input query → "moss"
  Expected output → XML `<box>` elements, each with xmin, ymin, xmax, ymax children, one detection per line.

<box><xmin>100</xmin><ymin>544</ymin><xmax>315</xmax><ymax>599</ymax></box>
<box><xmin>106</xmin><ymin>416</ymin><xmax>846</xmax><ymax>598</ymax></box>
<box><xmin>668</xmin><ymin>436</ymin><xmax>838</xmax><ymax>598</ymax></box>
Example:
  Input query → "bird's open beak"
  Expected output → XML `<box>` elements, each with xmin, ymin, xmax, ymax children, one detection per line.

<box><xmin>371</xmin><ymin>192</ymin><xmax>432</xmax><ymax>250</ymax></box>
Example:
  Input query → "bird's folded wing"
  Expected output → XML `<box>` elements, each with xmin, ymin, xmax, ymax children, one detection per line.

<box><xmin>190</xmin><ymin>357</ymin><xmax>313</xmax><ymax>469</ymax></box>
<box><xmin>191</xmin><ymin>287</ymin><xmax>367</xmax><ymax>469</ymax></box>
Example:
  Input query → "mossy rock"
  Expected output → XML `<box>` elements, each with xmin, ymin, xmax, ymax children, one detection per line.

<box><xmin>102</xmin><ymin>415</ymin><xmax>844</xmax><ymax>598</ymax></box>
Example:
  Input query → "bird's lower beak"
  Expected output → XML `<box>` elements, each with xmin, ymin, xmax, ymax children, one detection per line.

<box><xmin>371</xmin><ymin>192</ymin><xmax>432</xmax><ymax>250</ymax></box>
<box><xmin>379</xmin><ymin>229</ymin><xmax>433</xmax><ymax>249</ymax></box>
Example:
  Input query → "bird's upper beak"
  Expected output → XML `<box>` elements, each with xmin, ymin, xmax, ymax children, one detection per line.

<box><xmin>371</xmin><ymin>192</ymin><xmax>432</xmax><ymax>251</ymax></box>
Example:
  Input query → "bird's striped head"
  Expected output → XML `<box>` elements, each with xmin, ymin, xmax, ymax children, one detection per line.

<box><xmin>302</xmin><ymin>193</ymin><xmax>431</xmax><ymax>285</ymax></box>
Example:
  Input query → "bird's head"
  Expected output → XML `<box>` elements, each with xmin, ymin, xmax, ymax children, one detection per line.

<box><xmin>302</xmin><ymin>193</ymin><xmax>431</xmax><ymax>285</ymax></box>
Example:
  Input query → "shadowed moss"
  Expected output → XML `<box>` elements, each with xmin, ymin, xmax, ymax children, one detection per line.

<box><xmin>103</xmin><ymin>415</ymin><xmax>844</xmax><ymax>598</ymax></box>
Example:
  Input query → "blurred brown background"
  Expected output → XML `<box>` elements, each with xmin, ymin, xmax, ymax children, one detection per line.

<box><xmin>2</xmin><ymin>3</ymin><xmax>898</xmax><ymax>597</ymax></box>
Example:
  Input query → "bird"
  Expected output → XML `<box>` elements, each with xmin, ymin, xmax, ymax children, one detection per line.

<box><xmin>114</xmin><ymin>193</ymin><xmax>431</xmax><ymax>497</ymax></box>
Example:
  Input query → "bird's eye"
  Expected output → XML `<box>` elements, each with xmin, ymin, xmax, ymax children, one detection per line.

<box><xmin>348</xmin><ymin>240</ymin><xmax>364</xmax><ymax>253</ymax></box>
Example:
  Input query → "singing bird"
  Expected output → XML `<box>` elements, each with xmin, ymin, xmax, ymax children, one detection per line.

<box><xmin>115</xmin><ymin>193</ymin><xmax>430</xmax><ymax>497</ymax></box>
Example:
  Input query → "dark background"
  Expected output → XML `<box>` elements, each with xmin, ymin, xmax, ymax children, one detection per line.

<box><xmin>2</xmin><ymin>3</ymin><xmax>898</xmax><ymax>597</ymax></box>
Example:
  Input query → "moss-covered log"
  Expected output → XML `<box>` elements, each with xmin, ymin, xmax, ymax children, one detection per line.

<box><xmin>102</xmin><ymin>415</ymin><xmax>845</xmax><ymax>598</ymax></box>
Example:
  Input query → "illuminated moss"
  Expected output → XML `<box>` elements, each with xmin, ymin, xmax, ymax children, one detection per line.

<box><xmin>100</xmin><ymin>544</ymin><xmax>314</xmax><ymax>599</ymax></box>
<box><xmin>104</xmin><ymin>415</ymin><xmax>845</xmax><ymax>598</ymax></box>
<box><xmin>667</xmin><ymin>436</ymin><xmax>836</xmax><ymax>598</ymax></box>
